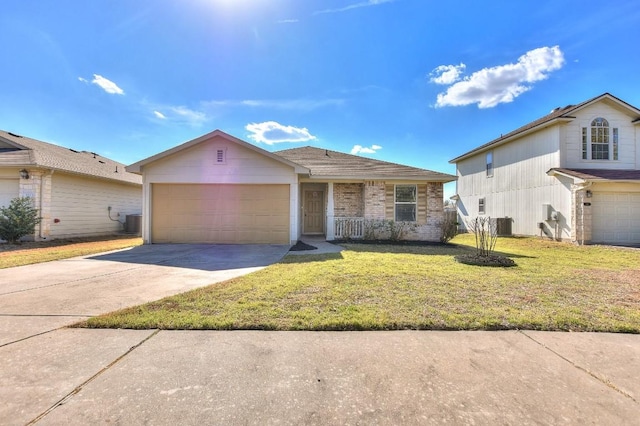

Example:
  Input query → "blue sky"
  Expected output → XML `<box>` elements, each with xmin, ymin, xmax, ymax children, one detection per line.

<box><xmin>1</xmin><ymin>0</ymin><xmax>639</xmax><ymax>198</ymax></box>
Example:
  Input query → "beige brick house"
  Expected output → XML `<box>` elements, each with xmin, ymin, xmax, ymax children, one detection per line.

<box><xmin>0</xmin><ymin>130</ymin><xmax>142</xmax><ymax>241</ymax></box>
<box><xmin>128</xmin><ymin>130</ymin><xmax>455</xmax><ymax>245</ymax></box>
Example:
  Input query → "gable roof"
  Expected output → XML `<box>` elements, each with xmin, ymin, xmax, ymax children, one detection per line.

<box><xmin>548</xmin><ymin>168</ymin><xmax>640</xmax><ymax>183</ymax></box>
<box><xmin>449</xmin><ymin>93</ymin><xmax>640</xmax><ymax>163</ymax></box>
<box><xmin>126</xmin><ymin>129</ymin><xmax>310</xmax><ymax>174</ymax></box>
<box><xmin>276</xmin><ymin>146</ymin><xmax>456</xmax><ymax>182</ymax></box>
<box><xmin>0</xmin><ymin>130</ymin><xmax>141</xmax><ymax>185</ymax></box>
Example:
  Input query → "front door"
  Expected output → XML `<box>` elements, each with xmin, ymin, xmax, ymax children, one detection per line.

<box><xmin>304</xmin><ymin>190</ymin><xmax>324</xmax><ymax>234</ymax></box>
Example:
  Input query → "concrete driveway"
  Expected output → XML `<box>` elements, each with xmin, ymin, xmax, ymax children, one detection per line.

<box><xmin>0</xmin><ymin>244</ymin><xmax>290</xmax><ymax>346</ymax></box>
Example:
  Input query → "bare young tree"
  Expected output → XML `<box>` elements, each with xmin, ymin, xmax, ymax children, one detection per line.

<box><xmin>466</xmin><ymin>216</ymin><xmax>498</xmax><ymax>256</ymax></box>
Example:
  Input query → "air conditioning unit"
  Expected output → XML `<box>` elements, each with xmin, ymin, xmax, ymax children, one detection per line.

<box><xmin>495</xmin><ymin>217</ymin><xmax>512</xmax><ymax>236</ymax></box>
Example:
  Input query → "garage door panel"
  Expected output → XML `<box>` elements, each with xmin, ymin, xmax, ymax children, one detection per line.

<box><xmin>592</xmin><ymin>191</ymin><xmax>640</xmax><ymax>244</ymax></box>
<box><xmin>152</xmin><ymin>184</ymin><xmax>290</xmax><ymax>244</ymax></box>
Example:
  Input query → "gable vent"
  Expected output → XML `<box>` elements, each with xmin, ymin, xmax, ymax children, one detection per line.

<box><xmin>216</xmin><ymin>149</ymin><xmax>225</xmax><ymax>163</ymax></box>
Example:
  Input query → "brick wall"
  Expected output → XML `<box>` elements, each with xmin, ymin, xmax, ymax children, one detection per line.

<box><xmin>364</xmin><ymin>181</ymin><xmax>386</xmax><ymax>219</ymax></box>
<box><xmin>571</xmin><ymin>186</ymin><xmax>591</xmax><ymax>244</ymax></box>
<box><xmin>333</xmin><ymin>183</ymin><xmax>364</xmax><ymax>217</ymax></box>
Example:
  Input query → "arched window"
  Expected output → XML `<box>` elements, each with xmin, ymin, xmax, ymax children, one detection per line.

<box><xmin>581</xmin><ymin>117</ymin><xmax>618</xmax><ymax>161</ymax></box>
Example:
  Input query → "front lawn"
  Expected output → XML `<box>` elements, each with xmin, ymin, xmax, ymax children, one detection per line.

<box><xmin>0</xmin><ymin>235</ymin><xmax>143</xmax><ymax>268</ymax></box>
<box><xmin>82</xmin><ymin>235</ymin><xmax>640</xmax><ymax>332</ymax></box>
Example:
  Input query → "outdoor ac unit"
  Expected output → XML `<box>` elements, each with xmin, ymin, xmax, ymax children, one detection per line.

<box><xmin>542</xmin><ymin>204</ymin><xmax>553</xmax><ymax>221</ymax></box>
<box><xmin>495</xmin><ymin>217</ymin><xmax>512</xmax><ymax>236</ymax></box>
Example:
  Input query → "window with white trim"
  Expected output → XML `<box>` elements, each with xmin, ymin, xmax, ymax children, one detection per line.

<box><xmin>478</xmin><ymin>198</ymin><xmax>485</xmax><ymax>215</ymax></box>
<box><xmin>486</xmin><ymin>151</ymin><xmax>493</xmax><ymax>177</ymax></box>
<box><xmin>395</xmin><ymin>185</ymin><xmax>417</xmax><ymax>222</ymax></box>
<box><xmin>581</xmin><ymin>117</ymin><xmax>618</xmax><ymax>161</ymax></box>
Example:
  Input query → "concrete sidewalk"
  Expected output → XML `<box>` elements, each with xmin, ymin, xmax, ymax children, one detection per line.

<box><xmin>2</xmin><ymin>329</ymin><xmax>638</xmax><ymax>425</ymax></box>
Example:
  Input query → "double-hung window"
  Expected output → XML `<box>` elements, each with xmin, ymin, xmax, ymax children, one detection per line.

<box><xmin>395</xmin><ymin>185</ymin><xmax>417</xmax><ymax>222</ymax></box>
<box><xmin>486</xmin><ymin>152</ymin><xmax>493</xmax><ymax>177</ymax></box>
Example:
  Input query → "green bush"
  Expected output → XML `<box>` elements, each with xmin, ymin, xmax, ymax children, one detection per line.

<box><xmin>0</xmin><ymin>197</ymin><xmax>42</xmax><ymax>243</ymax></box>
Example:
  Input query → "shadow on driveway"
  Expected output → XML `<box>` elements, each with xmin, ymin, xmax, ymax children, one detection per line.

<box><xmin>87</xmin><ymin>244</ymin><xmax>292</xmax><ymax>272</ymax></box>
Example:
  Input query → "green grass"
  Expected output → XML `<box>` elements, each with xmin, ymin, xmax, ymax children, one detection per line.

<box><xmin>81</xmin><ymin>234</ymin><xmax>640</xmax><ymax>332</ymax></box>
<box><xmin>0</xmin><ymin>236</ymin><xmax>143</xmax><ymax>268</ymax></box>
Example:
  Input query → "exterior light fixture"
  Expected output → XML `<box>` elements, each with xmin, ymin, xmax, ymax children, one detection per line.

<box><xmin>585</xmin><ymin>190</ymin><xmax>592</xmax><ymax>198</ymax></box>
<box><xmin>19</xmin><ymin>169</ymin><xmax>29</xmax><ymax>179</ymax></box>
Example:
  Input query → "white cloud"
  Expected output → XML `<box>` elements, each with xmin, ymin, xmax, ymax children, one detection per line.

<box><xmin>168</xmin><ymin>106</ymin><xmax>207</xmax><ymax>126</ymax></box>
<box><xmin>246</xmin><ymin>121</ymin><xmax>316</xmax><ymax>145</ymax></box>
<box><xmin>314</xmin><ymin>0</ymin><xmax>394</xmax><ymax>15</ymax></box>
<box><xmin>91</xmin><ymin>74</ymin><xmax>124</xmax><ymax>95</ymax></box>
<box><xmin>203</xmin><ymin>97</ymin><xmax>344</xmax><ymax>112</ymax></box>
<box><xmin>433</xmin><ymin>46</ymin><xmax>565</xmax><ymax>109</ymax></box>
<box><xmin>78</xmin><ymin>77</ymin><xmax>88</xmax><ymax>83</ymax></box>
<box><xmin>429</xmin><ymin>63</ymin><xmax>466</xmax><ymax>85</ymax></box>
<box><xmin>351</xmin><ymin>144</ymin><xmax>382</xmax><ymax>155</ymax></box>
<box><xmin>153</xmin><ymin>111</ymin><xmax>166</xmax><ymax>119</ymax></box>
<box><xmin>277</xmin><ymin>19</ymin><xmax>299</xmax><ymax>24</ymax></box>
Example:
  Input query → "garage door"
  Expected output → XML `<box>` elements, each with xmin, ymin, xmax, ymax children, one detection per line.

<box><xmin>0</xmin><ymin>179</ymin><xmax>19</xmax><ymax>209</ymax></box>
<box><xmin>591</xmin><ymin>192</ymin><xmax>640</xmax><ymax>244</ymax></box>
<box><xmin>151</xmin><ymin>184</ymin><xmax>290</xmax><ymax>244</ymax></box>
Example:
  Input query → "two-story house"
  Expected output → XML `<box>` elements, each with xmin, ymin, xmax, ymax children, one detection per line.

<box><xmin>450</xmin><ymin>93</ymin><xmax>640</xmax><ymax>245</ymax></box>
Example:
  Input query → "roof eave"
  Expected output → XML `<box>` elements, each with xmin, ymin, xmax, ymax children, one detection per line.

<box><xmin>449</xmin><ymin>117</ymin><xmax>574</xmax><ymax>164</ymax></box>
<box><xmin>304</xmin><ymin>174</ymin><xmax>456</xmax><ymax>182</ymax></box>
<box><xmin>126</xmin><ymin>129</ymin><xmax>310</xmax><ymax>175</ymax></box>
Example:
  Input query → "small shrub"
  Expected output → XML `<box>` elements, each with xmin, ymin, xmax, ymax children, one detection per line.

<box><xmin>387</xmin><ymin>220</ymin><xmax>417</xmax><ymax>241</ymax></box>
<box><xmin>440</xmin><ymin>216</ymin><xmax>458</xmax><ymax>244</ymax></box>
<box><xmin>0</xmin><ymin>197</ymin><xmax>42</xmax><ymax>243</ymax></box>
<box><xmin>363</xmin><ymin>219</ymin><xmax>386</xmax><ymax>240</ymax></box>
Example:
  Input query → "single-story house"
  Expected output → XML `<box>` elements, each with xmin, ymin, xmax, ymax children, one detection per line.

<box><xmin>0</xmin><ymin>130</ymin><xmax>142</xmax><ymax>240</ymax></box>
<box><xmin>450</xmin><ymin>92</ymin><xmax>640</xmax><ymax>245</ymax></box>
<box><xmin>127</xmin><ymin>130</ymin><xmax>456</xmax><ymax>245</ymax></box>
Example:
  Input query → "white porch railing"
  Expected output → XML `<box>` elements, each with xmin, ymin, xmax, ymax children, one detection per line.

<box><xmin>334</xmin><ymin>217</ymin><xmax>364</xmax><ymax>239</ymax></box>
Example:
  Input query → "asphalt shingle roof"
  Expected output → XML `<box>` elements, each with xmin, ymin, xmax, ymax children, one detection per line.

<box><xmin>276</xmin><ymin>146</ymin><xmax>455</xmax><ymax>181</ymax></box>
<box><xmin>0</xmin><ymin>130</ymin><xmax>142</xmax><ymax>185</ymax></box>
<box><xmin>549</xmin><ymin>168</ymin><xmax>640</xmax><ymax>181</ymax></box>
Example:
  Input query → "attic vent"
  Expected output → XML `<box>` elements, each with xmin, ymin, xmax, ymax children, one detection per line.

<box><xmin>69</xmin><ymin>148</ymin><xmax>79</xmax><ymax>153</ymax></box>
<box><xmin>98</xmin><ymin>160</ymin><xmax>105</xmax><ymax>164</ymax></box>
<box><xmin>7</xmin><ymin>132</ymin><xmax>23</xmax><ymax>138</ymax></box>
<box><xmin>216</xmin><ymin>149</ymin><xmax>225</xmax><ymax>163</ymax></box>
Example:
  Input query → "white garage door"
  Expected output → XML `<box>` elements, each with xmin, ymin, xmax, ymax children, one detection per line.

<box><xmin>152</xmin><ymin>184</ymin><xmax>290</xmax><ymax>244</ymax></box>
<box><xmin>0</xmin><ymin>179</ymin><xmax>19</xmax><ymax>209</ymax></box>
<box><xmin>591</xmin><ymin>192</ymin><xmax>640</xmax><ymax>244</ymax></box>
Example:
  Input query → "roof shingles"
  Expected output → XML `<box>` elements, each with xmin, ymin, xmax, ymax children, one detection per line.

<box><xmin>276</xmin><ymin>146</ymin><xmax>455</xmax><ymax>181</ymax></box>
<box><xmin>0</xmin><ymin>130</ymin><xmax>141</xmax><ymax>185</ymax></box>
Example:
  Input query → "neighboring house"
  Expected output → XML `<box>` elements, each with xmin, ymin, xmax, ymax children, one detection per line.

<box><xmin>450</xmin><ymin>93</ymin><xmax>640</xmax><ymax>245</ymax></box>
<box><xmin>0</xmin><ymin>130</ymin><xmax>142</xmax><ymax>240</ymax></box>
<box><xmin>127</xmin><ymin>130</ymin><xmax>456</xmax><ymax>245</ymax></box>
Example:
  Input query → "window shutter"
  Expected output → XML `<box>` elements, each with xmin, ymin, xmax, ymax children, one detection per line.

<box><xmin>385</xmin><ymin>185</ymin><xmax>394</xmax><ymax>220</ymax></box>
<box><xmin>417</xmin><ymin>184</ymin><xmax>427</xmax><ymax>223</ymax></box>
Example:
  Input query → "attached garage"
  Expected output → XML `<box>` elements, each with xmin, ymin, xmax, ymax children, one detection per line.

<box><xmin>592</xmin><ymin>192</ymin><xmax>640</xmax><ymax>244</ymax></box>
<box><xmin>127</xmin><ymin>130</ymin><xmax>309</xmax><ymax>245</ymax></box>
<box><xmin>151</xmin><ymin>183</ymin><xmax>290</xmax><ymax>244</ymax></box>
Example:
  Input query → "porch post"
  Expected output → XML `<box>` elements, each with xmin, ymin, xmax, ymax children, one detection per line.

<box><xmin>326</xmin><ymin>182</ymin><xmax>334</xmax><ymax>240</ymax></box>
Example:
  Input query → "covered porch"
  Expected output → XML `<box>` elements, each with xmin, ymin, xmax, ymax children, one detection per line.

<box><xmin>300</xmin><ymin>181</ymin><xmax>385</xmax><ymax>240</ymax></box>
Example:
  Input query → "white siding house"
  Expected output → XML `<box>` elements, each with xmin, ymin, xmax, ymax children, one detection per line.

<box><xmin>0</xmin><ymin>130</ymin><xmax>142</xmax><ymax>240</ymax></box>
<box><xmin>451</xmin><ymin>93</ymin><xmax>640</xmax><ymax>245</ymax></box>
